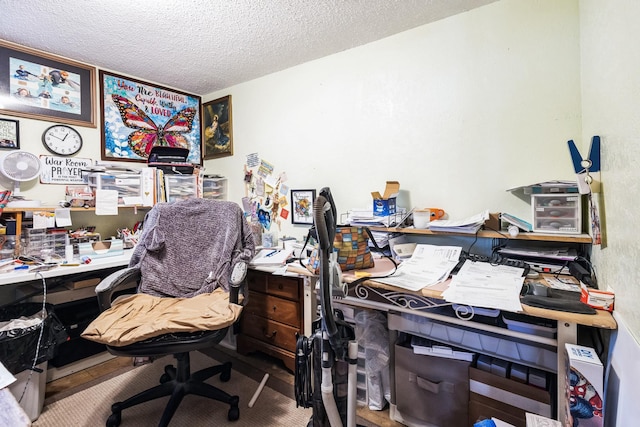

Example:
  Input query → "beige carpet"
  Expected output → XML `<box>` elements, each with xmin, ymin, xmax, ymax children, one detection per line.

<box><xmin>33</xmin><ymin>352</ymin><xmax>312</xmax><ymax>427</ymax></box>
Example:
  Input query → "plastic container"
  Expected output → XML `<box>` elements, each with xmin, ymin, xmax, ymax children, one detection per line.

<box><xmin>9</xmin><ymin>361</ymin><xmax>47</xmax><ymax>421</ymax></box>
<box><xmin>532</xmin><ymin>193</ymin><xmax>582</xmax><ymax>234</ymax></box>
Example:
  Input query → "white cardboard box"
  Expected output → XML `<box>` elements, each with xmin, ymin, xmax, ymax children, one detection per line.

<box><xmin>564</xmin><ymin>344</ymin><xmax>603</xmax><ymax>427</ymax></box>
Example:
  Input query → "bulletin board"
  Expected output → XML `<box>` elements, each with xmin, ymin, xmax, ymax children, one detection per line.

<box><xmin>241</xmin><ymin>153</ymin><xmax>292</xmax><ymax>239</ymax></box>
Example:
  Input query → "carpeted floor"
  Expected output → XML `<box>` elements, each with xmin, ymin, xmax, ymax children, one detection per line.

<box><xmin>33</xmin><ymin>351</ymin><xmax>312</xmax><ymax>426</ymax></box>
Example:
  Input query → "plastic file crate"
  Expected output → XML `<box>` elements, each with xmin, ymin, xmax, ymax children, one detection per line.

<box><xmin>532</xmin><ymin>194</ymin><xmax>582</xmax><ymax>234</ymax></box>
<box><xmin>389</xmin><ymin>312</ymin><xmax>557</xmax><ymax>373</ymax></box>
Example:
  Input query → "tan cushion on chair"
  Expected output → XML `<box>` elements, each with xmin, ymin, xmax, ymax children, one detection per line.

<box><xmin>81</xmin><ymin>288</ymin><xmax>242</xmax><ymax>347</ymax></box>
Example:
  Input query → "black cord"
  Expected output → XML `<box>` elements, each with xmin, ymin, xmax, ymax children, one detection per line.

<box><xmin>294</xmin><ymin>333</ymin><xmax>313</xmax><ymax>408</ymax></box>
<box><xmin>17</xmin><ymin>272</ymin><xmax>48</xmax><ymax>405</ymax></box>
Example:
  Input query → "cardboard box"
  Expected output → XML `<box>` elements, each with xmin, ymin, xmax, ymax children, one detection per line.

<box><xmin>64</xmin><ymin>277</ymin><xmax>101</xmax><ymax>290</ymax></box>
<box><xmin>564</xmin><ymin>344</ymin><xmax>603</xmax><ymax>427</ymax></box>
<box><xmin>580</xmin><ymin>283</ymin><xmax>614</xmax><ymax>312</ymax></box>
<box><xmin>371</xmin><ymin>181</ymin><xmax>399</xmax><ymax>216</ymax></box>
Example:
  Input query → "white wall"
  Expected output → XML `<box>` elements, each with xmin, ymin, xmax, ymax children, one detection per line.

<box><xmin>580</xmin><ymin>0</ymin><xmax>640</xmax><ymax>423</ymax></box>
<box><xmin>204</xmin><ymin>0</ymin><xmax>582</xmax><ymax>240</ymax></box>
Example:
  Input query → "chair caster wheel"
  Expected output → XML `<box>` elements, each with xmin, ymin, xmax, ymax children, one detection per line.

<box><xmin>220</xmin><ymin>361</ymin><xmax>232</xmax><ymax>382</ymax></box>
<box><xmin>227</xmin><ymin>396</ymin><xmax>240</xmax><ymax>421</ymax></box>
<box><xmin>160</xmin><ymin>365</ymin><xmax>176</xmax><ymax>383</ymax></box>
<box><xmin>227</xmin><ymin>406</ymin><xmax>239</xmax><ymax>421</ymax></box>
<box><xmin>106</xmin><ymin>411</ymin><xmax>121</xmax><ymax>427</ymax></box>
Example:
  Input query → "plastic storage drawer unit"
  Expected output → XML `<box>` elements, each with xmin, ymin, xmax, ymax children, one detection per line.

<box><xmin>532</xmin><ymin>194</ymin><xmax>582</xmax><ymax>234</ymax></box>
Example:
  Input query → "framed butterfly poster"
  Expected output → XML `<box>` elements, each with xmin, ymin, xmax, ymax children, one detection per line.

<box><xmin>99</xmin><ymin>70</ymin><xmax>202</xmax><ymax>164</ymax></box>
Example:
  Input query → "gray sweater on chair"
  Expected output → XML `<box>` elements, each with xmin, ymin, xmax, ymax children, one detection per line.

<box><xmin>130</xmin><ymin>198</ymin><xmax>255</xmax><ymax>298</ymax></box>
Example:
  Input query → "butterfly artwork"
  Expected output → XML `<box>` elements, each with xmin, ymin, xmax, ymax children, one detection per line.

<box><xmin>111</xmin><ymin>94</ymin><xmax>197</xmax><ymax>158</ymax></box>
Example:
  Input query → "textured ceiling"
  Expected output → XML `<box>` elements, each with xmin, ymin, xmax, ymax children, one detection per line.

<box><xmin>0</xmin><ymin>0</ymin><xmax>496</xmax><ymax>96</ymax></box>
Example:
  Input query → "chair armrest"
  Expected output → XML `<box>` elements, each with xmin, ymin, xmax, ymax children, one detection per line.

<box><xmin>95</xmin><ymin>267</ymin><xmax>141</xmax><ymax>312</ymax></box>
<box><xmin>229</xmin><ymin>262</ymin><xmax>247</xmax><ymax>305</ymax></box>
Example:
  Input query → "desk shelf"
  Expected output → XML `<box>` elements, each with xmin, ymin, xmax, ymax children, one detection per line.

<box><xmin>368</xmin><ymin>226</ymin><xmax>593</xmax><ymax>243</ymax></box>
<box><xmin>1</xmin><ymin>206</ymin><xmax>150</xmax><ymax>257</ymax></box>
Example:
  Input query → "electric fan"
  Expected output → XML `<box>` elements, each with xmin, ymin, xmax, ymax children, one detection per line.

<box><xmin>0</xmin><ymin>151</ymin><xmax>42</xmax><ymax>207</ymax></box>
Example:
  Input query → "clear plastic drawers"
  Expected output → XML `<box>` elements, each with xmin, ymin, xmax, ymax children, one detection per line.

<box><xmin>164</xmin><ymin>175</ymin><xmax>199</xmax><ymax>202</ymax></box>
<box><xmin>532</xmin><ymin>194</ymin><xmax>582</xmax><ymax>234</ymax></box>
<box><xmin>202</xmin><ymin>176</ymin><xmax>227</xmax><ymax>200</ymax></box>
<box><xmin>21</xmin><ymin>229</ymin><xmax>66</xmax><ymax>260</ymax></box>
<box><xmin>87</xmin><ymin>173</ymin><xmax>143</xmax><ymax>205</ymax></box>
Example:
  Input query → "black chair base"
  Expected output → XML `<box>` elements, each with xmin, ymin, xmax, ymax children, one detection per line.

<box><xmin>106</xmin><ymin>352</ymin><xmax>239</xmax><ymax>427</ymax></box>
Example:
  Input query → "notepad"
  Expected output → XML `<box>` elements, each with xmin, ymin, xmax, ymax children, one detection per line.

<box><xmin>250</xmin><ymin>248</ymin><xmax>293</xmax><ymax>265</ymax></box>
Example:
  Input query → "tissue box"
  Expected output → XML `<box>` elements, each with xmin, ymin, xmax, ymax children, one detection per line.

<box><xmin>372</xmin><ymin>181</ymin><xmax>399</xmax><ymax>216</ymax></box>
<box><xmin>580</xmin><ymin>283</ymin><xmax>614</xmax><ymax>312</ymax></box>
<box><xmin>78</xmin><ymin>239</ymin><xmax>124</xmax><ymax>258</ymax></box>
<box><xmin>564</xmin><ymin>344</ymin><xmax>603</xmax><ymax>427</ymax></box>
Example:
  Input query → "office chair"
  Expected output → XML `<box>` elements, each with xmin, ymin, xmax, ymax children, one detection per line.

<box><xmin>83</xmin><ymin>199</ymin><xmax>255</xmax><ymax>427</ymax></box>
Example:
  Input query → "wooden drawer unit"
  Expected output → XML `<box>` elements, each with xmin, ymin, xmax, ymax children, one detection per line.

<box><xmin>237</xmin><ymin>270</ymin><xmax>304</xmax><ymax>371</ymax></box>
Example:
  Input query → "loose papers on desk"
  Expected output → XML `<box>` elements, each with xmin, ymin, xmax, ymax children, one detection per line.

<box><xmin>441</xmin><ymin>260</ymin><xmax>524</xmax><ymax>312</ymax></box>
<box><xmin>426</xmin><ymin>210</ymin><xmax>489</xmax><ymax>234</ymax></box>
<box><xmin>374</xmin><ymin>244</ymin><xmax>461</xmax><ymax>291</ymax></box>
<box><xmin>250</xmin><ymin>248</ymin><xmax>293</xmax><ymax>266</ymax></box>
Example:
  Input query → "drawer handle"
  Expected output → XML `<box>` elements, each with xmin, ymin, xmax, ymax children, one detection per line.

<box><xmin>272</xmin><ymin>305</ymin><xmax>277</xmax><ymax>312</ymax></box>
<box><xmin>264</xmin><ymin>330</ymin><xmax>277</xmax><ymax>339</ymax></box>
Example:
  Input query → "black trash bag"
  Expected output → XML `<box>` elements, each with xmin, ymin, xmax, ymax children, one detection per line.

<box><xmin>0</xmin><ymin>303</ymin><xmax>68</xmax><ymax>375</ymax></box>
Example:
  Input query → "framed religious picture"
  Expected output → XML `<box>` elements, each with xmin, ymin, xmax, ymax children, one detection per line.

<box><xmin>291</xmin><ymin>189</ymin><xmax>316</xmax><ymax>225</ymax></box>
<box><xmin>0</xmin><ymin>39</ymin><xmax>96</xmax><ymax>127</ymax></box>
<box><xmin>203</xmin><ymin>95</ymin><xmax>233</xmax><ymax>159</ymax></box>
<box><xmin>0</xmin><ymin>118</ymin><xmax>19</xmax><ymax>149</ymax></box>
<box><xmin>99</xmin><ymin>70</ymin><xmax>202</xmax><ymax>164</ymax></box>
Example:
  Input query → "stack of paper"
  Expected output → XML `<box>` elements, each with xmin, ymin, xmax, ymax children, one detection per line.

<box><xmin>410</xmin><ymin>336</ymin><xmax>474</xmax><ymax>362</ymax></box>
<box><xmin>427</xmin><ymin>210</ymin><xmax>489</xmax><ymax>234</ymax></box>
<box><xmin>441</xmin><ymin>259</ymin><xmax>524</xmax><ymax>312</ymax></box>
<box><xmin>374</xmin><ymin>244</ymin><xmax>462</xmax><ymax>291</ymax></box>
<box><xmin>345</xmin><ymin>208</ymin><xmax>409</xmax><ymax>227</ymax></box>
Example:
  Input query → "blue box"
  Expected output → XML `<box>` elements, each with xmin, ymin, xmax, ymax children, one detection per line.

<box><xmin>373</xmin><ymin>197</ymin><xmax>396</xmax><ymax>216</ymax></box>
<box><xmin>372</xmin><ymin>181</ymin><xmax>400</xmax><ymax>217</ymax></box>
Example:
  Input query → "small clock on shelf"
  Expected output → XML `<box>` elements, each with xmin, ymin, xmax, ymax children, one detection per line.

<box><xmin>42</xmin><ymin>124</ymin><xmax>83</xmax><ymax>156</ymax></box>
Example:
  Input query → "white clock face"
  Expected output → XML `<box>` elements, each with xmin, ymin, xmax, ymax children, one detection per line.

<box><xmin>42</xmin><ymin>125</ymin><xmax>83</xmax><ymax>156</ymax></box>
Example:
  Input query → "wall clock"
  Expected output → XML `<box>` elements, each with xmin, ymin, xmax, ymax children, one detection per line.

<box><xmin>42</xmin><ymin>125</ymin><xmax>83</xmax><ymax>156</ymax></box>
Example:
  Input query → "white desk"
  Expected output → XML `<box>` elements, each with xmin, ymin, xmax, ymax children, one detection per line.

<box><xmin>0</xmin><ymin>251</ymin><xmax>133</xmax><ymax>287</ymax></box>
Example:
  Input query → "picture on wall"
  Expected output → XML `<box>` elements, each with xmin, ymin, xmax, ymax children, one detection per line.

<box><xmin>203</xmin><ymin>95</ymin><xmax>233</xmax><ymax>159</ymax></box>
<box><xmin>0</xmin><ymin>40</ymin><xmax>96</xmax><ymax>127</ymax></box>
<box><xmin>0</xmin><ymin>118</ymin><xmax>19</xmax><ymax>149</ymax></box>
<box><xmin>291</xmin><ymin>189</ymin><xmax>316</xmax><ymax>225</ymax></box>
<box><xmin>100</xmin><ymin>70</ymin><xmax>202</xmax><ymax>164</ymax></box>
